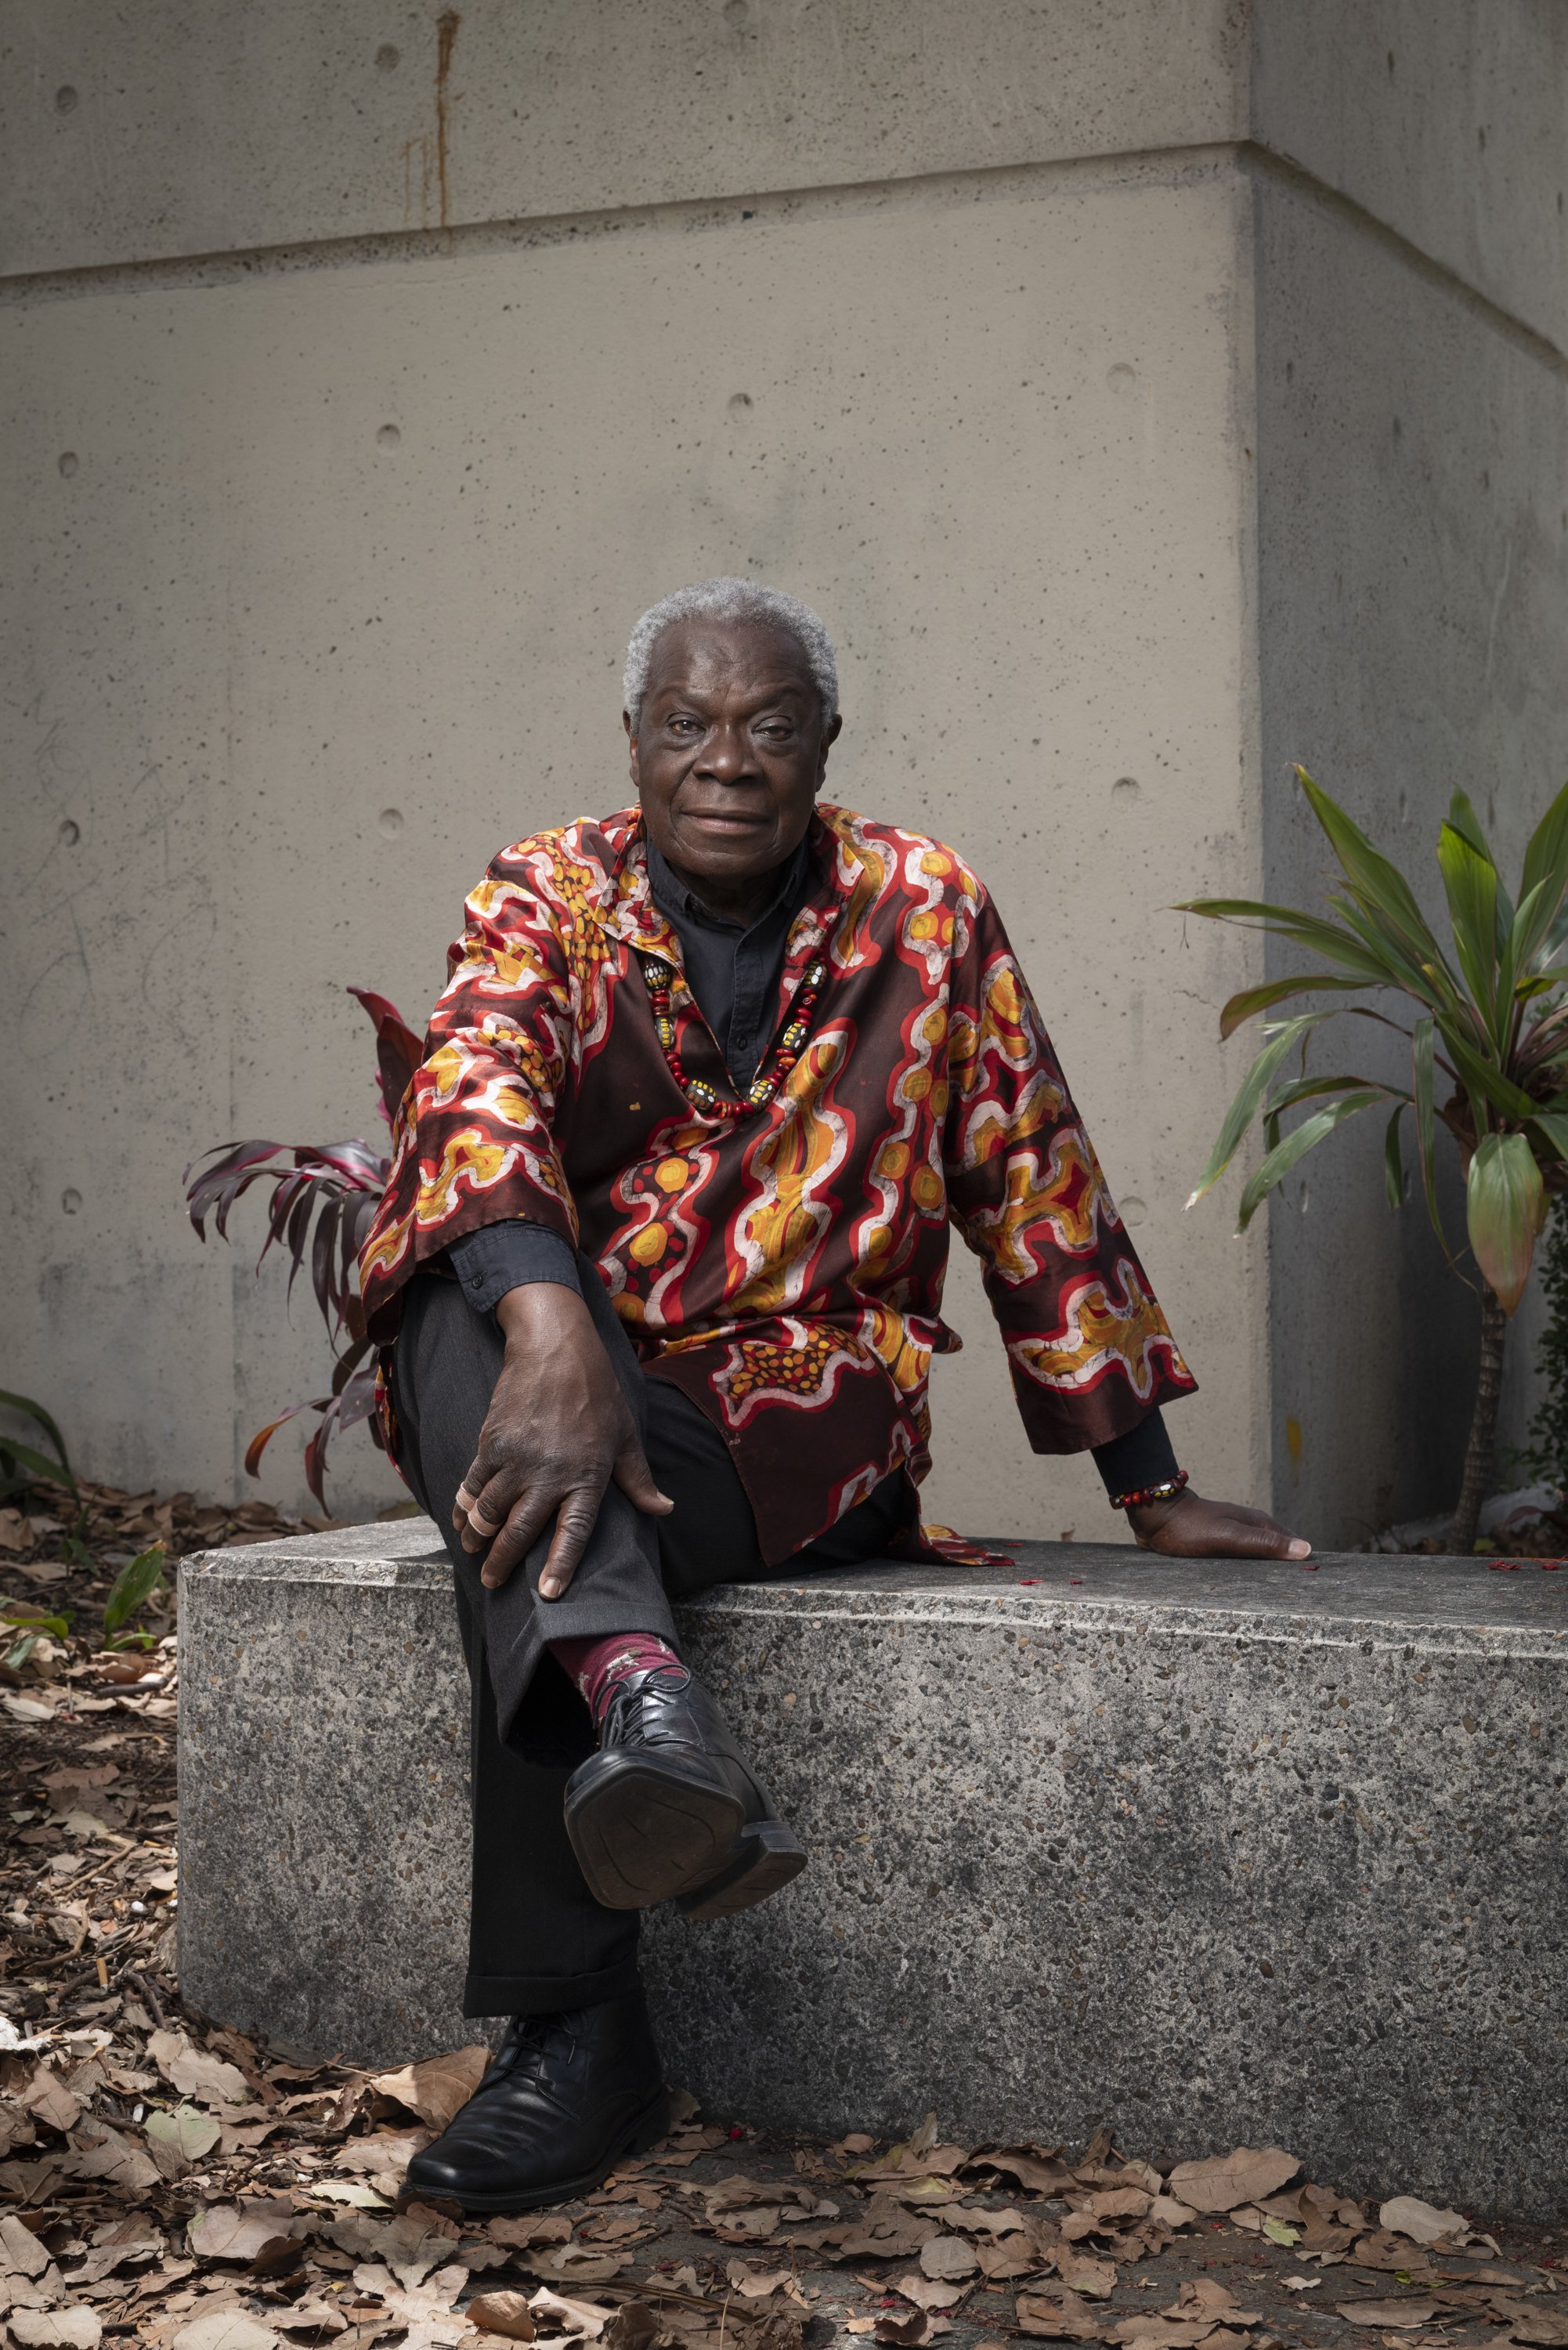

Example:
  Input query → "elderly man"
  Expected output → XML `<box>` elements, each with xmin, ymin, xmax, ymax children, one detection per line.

<box><xmin>359</xmin><ymin>577</ymin><xmax>1307</xmax><ymax>2214</ymax></box>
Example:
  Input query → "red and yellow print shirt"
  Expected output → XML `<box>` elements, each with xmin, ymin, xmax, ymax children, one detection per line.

<box><xmin>359</xmin><ymin>805</ymin><xmax>1197</xmax><ymax>1562</ymax></box>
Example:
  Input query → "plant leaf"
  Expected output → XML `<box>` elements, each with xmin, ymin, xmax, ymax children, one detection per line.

<box><xmin>1466</xmin><ymin>1133</ymin><xmax>1547</xmax><ymax>1314</ymax></box>
<box><xmin>0</xmin><ymin>1391</ymin><xmax>74</xmax><ymax>1485</ymax></box>
<box><xmin>1237</xmin><ymin>1092</ymin><xmax>1386</xmax><ymax>1228</ymax></box>
<box><xmin>1173</xmin><ymin>898</ymin><xmax>1394</xmax><ymax>982</ymax></box>
<box><xmin>1410</xmin><ymin>1014</ymin><xmax>1449</xmax><ymax>1249</ymax></box>
<box><xmin>102</xmin><ymin>1542</ymin><xmax>167</xmax><ymax>1639</ymax></box>
<box><xmin>1384</xmin><ymin>1106</ymin><xmax>1406</xmax><ymax>1210</ymax></box>
<box><xmin>1445</xmin><ymin>789</ymin><xmax>1494</xmax><ymax>865</ymax></box>
<box><xmin>347</xmin><ymin>985</ymin><xmax>425</xmax><ymax>1128</ymax></box>
<box><xmin>1436</xmin><ymin>821</ymin><xmax>1501</xmax><ymax>1041</ymax></box>
<box><xmin>1</xmin><ymin>1604</ymin><xmax>70</xmax><ymax>1638</ymax></box>
<box><xmin>1296</xmin><ymin>768</ymin><xmax>1447</xmax><ymax>962</ymax></box>
<box><xmin>1519</xmin><ymin>777</ymin><xmax>1568</xmax><ymax>967</ymax></box>
<box><xmin>1217</xmin><ymin>974</ymin><xmax>1371</xmax><ymax>1040</ymax></box>
<box><xmin>0</xmin><ymin>1436</ymin><xmax>78</xmax><ymax>1494</ymax></box>
<box><xmin>1184</xmin><ymin>1013</ymin><xmax>1342</xmax><ymax>1209</ymax></box>
<box><xmin>1526</xmin><ymin>1110</ymin><xmax>1568</xmax><ymax>1166</ymax></box>
<box><xmin>1436</xmin><ymin>1018</ymin><xmax>1541</xmax><ymax>1126</ymax></box>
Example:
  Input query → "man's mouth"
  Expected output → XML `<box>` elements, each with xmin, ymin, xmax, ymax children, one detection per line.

<box><xmin>677</xmin><ymin>807</ymin><xmax>770</xmax><ymax>834</ymax></box>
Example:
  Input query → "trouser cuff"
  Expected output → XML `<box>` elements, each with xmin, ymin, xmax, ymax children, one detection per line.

<box><xmin>463</xmin><ymin>1952</ymin><xmax>644</xmax><ymax>2019</ymax></box>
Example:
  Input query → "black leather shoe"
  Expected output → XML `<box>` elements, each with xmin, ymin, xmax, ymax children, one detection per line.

<box><xmin>563</xmin><ymin>1665</ymin><xmax>806</xmax><ymax>1918</ymax></box>
<box><xmin>401</xmin><ymin>1989</ymin><xmax>669</xmax><ymax>2213</ymax></box>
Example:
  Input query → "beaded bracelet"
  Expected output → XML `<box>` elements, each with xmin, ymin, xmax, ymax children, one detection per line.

<box><xmin>1109</xmin><ymin>1469</ymin><xmax>1189</xmax><ymax>1512</ymax></box>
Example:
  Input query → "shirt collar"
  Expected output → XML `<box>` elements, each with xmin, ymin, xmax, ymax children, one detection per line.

<box><xmin>645</xmin><ymin>829</ymin><xmax>813</xmax><ymax>937</ymax></box>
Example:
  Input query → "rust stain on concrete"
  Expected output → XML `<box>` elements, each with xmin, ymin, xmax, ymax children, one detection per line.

<box><xmin>435</xmin><ymin>9</ymin><xmax>461</xmax><ymax>230</ymax></box>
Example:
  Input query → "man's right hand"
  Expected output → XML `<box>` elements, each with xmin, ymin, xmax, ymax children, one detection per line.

<box><xmin>453</xmin><ymin>1284</ymin><xmax>672</xmax><ymax>1599</ymax></box>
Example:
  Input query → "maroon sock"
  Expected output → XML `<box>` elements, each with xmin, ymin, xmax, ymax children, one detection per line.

<box><xmin>549</xmin><ymin>1631</ymin><xmax>686</xmax><ymax>1722</ymax></box>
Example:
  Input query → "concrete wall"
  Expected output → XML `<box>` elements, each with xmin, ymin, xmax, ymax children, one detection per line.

<box><xmin>1</xmin><ymin>2</ymin><xmax>1562</xmax><ymax>1549</ymax></box>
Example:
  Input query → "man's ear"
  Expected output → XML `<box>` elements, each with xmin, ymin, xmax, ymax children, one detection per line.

<box><xmin>815</xmin><ymin>710</ymin><xmax>842</xmax><ymax>789</ymax></box>
<box><xmin>623</xmin><ymin>709</ymin><xmax>640</xmax><ymax>792</ymax></box>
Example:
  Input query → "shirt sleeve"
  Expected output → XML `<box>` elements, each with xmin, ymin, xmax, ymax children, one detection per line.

<box><xmin>446</xmin><ymin>1220</ymin><xmax>583</xmax><ymax>1313</ymax></box>
<box><xmin>942</xmin><ymin>884</ymin><xmax>1198</xmax><ymax>1455</ymax></box>
<box><xmin>359</xmin><ymin>841</ymin><xmax>583</xmax><ymax>1341</ymax></box>
<box><xmin>1090</xmin><ymin>1407</ymin><xmax>1180</xmax><ymax>1498</ymax></box>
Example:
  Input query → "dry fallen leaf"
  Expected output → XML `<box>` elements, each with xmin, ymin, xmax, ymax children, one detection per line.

<box><xmin>526</xmin><ymin>2244</ymin><xmax>627</xmax><ymax>2284</ymax></box>
<box><xmin>1378</xmin><ymin>2198</ymin><xmax>1467</xmax><ymax>2247</ymax></box>
<box><xmin>1165</xmin><ymin>2149</ymin><xmax>1299</xmax><ymax>2215</ymax></box>
<box><xmin>1056</xmin><ymin>2251</ymin><xmax>1118</xmax><ymax>2300</ymax></box>
<box><xmin>918</xmin><ymin>2236</ymin><xmax>979</xmax><ymax>2283</ymax></box>
<box><xmin>367</xmin><ymin>2046</ymin><xmax>491</xmax><ymax>2131</ymax></box>
<box><xmin>6</xmin><ymin>2313</ymin><xmax>103</xmax><ymax>2350</ymax></box>
<box><xmin>892</xmin><ymin>2272</ymin><xmax>970</xmax><ymax>2312</ymax></box>
<box><xmin>487</xmin><ymin>2217</ymin><xmax>576</xmax><ymax>2251</ymax></box>
<box><xmin>1017</xmin><ymin>2287</ymin><xmax>1106</xmax><ymax>2341</ymax></box>
<box><xmin>170</xmin><ymin>2312</ymin><xmax>283</xmax><ymax>2350</ymax></box>
<box><xmin>1335</xmin><ymin>2303</ymin><xmax>1443</xmax><ymax>2330</ymax></box>
<box><xmin>528</xmin><ymin>2287</ymin><xmax>616</xmax><ymax>2339</ymax></box>
<box><xmin>186</xmin><ymin>2202</ymin><xmax>298</xmax><ymax>2263</ymax></box>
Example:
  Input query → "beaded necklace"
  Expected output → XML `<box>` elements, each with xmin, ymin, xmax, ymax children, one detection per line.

<box><xmin>637</xmin><ymin>951</ymin><xmax>828</xmax><ymax>1121</ymax></box>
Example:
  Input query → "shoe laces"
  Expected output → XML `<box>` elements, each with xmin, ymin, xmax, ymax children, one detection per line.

<box><xmin>602</xmin><ymin>1663</ymin><xmax>692</xmax><ymax>1744</ymax></box>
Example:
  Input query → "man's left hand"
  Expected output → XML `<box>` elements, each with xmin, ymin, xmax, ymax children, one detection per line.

<box><xmin>1125</xmin><ymin>1487</ymin><xmax>1311</xmax><ymax>1561</ymax></box>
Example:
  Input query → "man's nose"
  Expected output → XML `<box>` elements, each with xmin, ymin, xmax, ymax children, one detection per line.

<box><xmin>695</xmin><ymin>721</ymin><xmax>753</xmax><ymax>781</ymax></box>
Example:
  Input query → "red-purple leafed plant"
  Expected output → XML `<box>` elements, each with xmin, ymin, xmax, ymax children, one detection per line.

<box><xmin>183</xmin><ymin>989</ymin><xmax>422</xmax><ymax>1507</ymax></box>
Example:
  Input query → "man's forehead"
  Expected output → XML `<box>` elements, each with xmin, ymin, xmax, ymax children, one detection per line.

<box><xmin>641</xmin><ymin>617</ymin><xmax>815</xmax><ymax>699</ymax></box>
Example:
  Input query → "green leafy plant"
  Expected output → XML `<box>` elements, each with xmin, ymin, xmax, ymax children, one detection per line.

<box><xmin>1180</xmin><ymin>767</ymin><xmax>1568</xmax><ymax>1553</ymax></box>
<box><xmin>1</xmin><ymin>1602</ymin><xmax>72</xmax><ymax>1675</ymax></box>
<box><xmin>0</xmin><ymin>1390</ymin><xmax>78</xmax><ymax>1507</ymax></box>
<box><xmin>184</xmin><ymin>988</ymin><xmax>419</xmax><ymax>1506</ymax></box>
<box><xmin>102</xmin><ymin>1542</ymin><xmax>167</xmax><ymax>1649</ymax></box>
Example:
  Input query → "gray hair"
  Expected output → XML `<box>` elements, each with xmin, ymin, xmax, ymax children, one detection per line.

<box><xmin>622</xmin><ymin>577</ymin><xmax>840</xmax><ymax>735</ymax></box>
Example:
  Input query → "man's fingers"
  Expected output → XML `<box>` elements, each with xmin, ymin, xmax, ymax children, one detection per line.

<box><xmin>472</xmin><ymin>1476</ymin><xmax>557</xmax><ymax>1589</ymax></box>
<box><xmin>1203</xmin><ymin>1509</ymin><xmax>1312</xmax><ymax>1562</ymax></box>
<box><xmin>612</xmin><ymin>1443</ymin><xmax>674</xmax><ymax>1519</ymax></box>
<box><xmin>537</xmin><ymin>1491</ymin><xmax>604</xmax><ymax>1601</ymax></box>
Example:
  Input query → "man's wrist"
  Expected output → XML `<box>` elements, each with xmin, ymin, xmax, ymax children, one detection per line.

<box><xmin>494</xmin><ymin>1282</ymin><xmax>593</xmax><ymax>1345</ymax></box>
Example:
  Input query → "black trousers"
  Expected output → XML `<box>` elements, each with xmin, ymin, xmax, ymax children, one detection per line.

<box><xmin>389</xmin><ymin>1266</ymin><xmax>912</xmax><ymax>2017</ymax></box>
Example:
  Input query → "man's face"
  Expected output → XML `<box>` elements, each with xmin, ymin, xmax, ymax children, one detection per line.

<box><xmin>627</xmin><ymin>618</ymin><xmax>840</xmax><ymax>895</ymax></box>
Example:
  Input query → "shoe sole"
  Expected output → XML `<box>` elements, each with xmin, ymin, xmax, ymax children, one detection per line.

<box><xmin>400</xmin><ymin>2085</ymin><xmax>672</xmax><ymax>2216</ymax></box>
<box><xmin>565</xmin><ymin>1754</ymin><xmax>746</xmax><ymax>1910</ymax></box>
<box><xmin>676</xmin><ymin>1819</ymin><xmax>808</xmax><ymax>1921</ymax></box>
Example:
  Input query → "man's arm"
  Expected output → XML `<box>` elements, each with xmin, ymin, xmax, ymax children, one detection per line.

<box><xmin>942</xmin><ymin>890</ymin><xmax>1310</xmax><ymax>1561</ymax></box>
<box><xmin>453</xmin><ymin>1281</ymin><xmax>670</xmax><ymax>1597</ymax></box>
<box><xmin>442</xmin><ymin>1223</ymin><xmax>671</xmax><ymax>1596</ymax></box>
<box><xmin>359</xmin><ymin>846</ymin><xmax>581</xmax><ymax>1340</ymax></box>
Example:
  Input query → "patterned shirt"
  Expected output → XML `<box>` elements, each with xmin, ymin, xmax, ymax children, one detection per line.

<box><xmin>360</xmin><ymin>804</ymin><xmax>1197</xmax><ymax>1562</ymax></box>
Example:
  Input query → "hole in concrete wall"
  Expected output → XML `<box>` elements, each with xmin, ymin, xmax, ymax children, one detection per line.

<box><xmin>1386</xmin><ymin>50</ymin><xmax>1395</xmax><ymax>75</ymax></box>
<box><xmin>61</xmin><ymin>1190</ymin><xmax>82</xmax><ymax>1217</ymax></box>
<box><xmin>58</xmin><ymin>451</ymin><xmax>78</xmax><ymax>478</ymax></box>
<box><xmin>55</xmin><ymin>85</ymin><xmax>78</xmax><ymax>114</ymax></box>
<box><xmin>1106</xmin><ymin>363</ymin><xmax>1137</xmax><ymax>396</ymax></box>
<box><xmin>377</xmin><ymin>423</ymin><xmax>402</xmax><ymax>449</ymax></box>
<box><xmin>378</xmin><ymin>808</ymin><xmax>405</xmax><ymax>837</ymax></box>
<box><xmin>1111</xmin><ymin>777</ymin><xmax>1140</xmax><ymax>807</ymax></box>
<box><xmin>1120</xmin><ymin>1196</ymin><xmax>1146</xmax><ymax>1229</ymax></box>
<box><xmin>728</xmin><ymin>391</ymin><xmax>753</xmax><ymax>418</ymax></box>
<box><xmin>58</xmin><ymin>819</ymin><xmax>80</xmax><ymax>846</ymax></box>
<box><xmin>724</xmin><ymin>0</ymin><xmax>750</xmax><ymax>24</ymax></box>
<box><xmin>376</xmin><ymin>43</ymin><xmax>401</xmax><ymax>70</ymax></box>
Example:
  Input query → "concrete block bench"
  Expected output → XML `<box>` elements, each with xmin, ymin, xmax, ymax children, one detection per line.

<box><xmin>177</xmin><ymin>1524</ymin><xmax>1568</xmax><ymax>2221</ymax></box>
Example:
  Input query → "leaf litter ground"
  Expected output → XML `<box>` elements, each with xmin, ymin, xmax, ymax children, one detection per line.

<box><xmin>3</xmin><ymin>1493</ymin><xmax>1566</xmax><ymax>2350</ymax></box>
